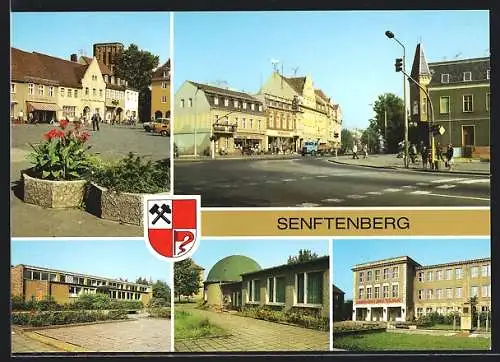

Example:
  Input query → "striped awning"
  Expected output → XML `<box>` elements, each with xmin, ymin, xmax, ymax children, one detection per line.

<box><xmin>27</xmin><ymin>102</ymin><xmax>61</xmax><ymax>112</ymax></box>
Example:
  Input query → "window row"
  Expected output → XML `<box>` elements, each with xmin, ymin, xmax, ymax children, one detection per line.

<box><xmin>103</xmin><ymin>74</ymin><xmax>128</xmax><ymax>86</ymax></box>
<box><xmin>440</xmin><ymin>69</ymin><xmax>490</xmax><ymax>83</ymax></box>
<box><xmin>417</xmin><ymin>285</ymin><xmax>491</xmax><ymax>300</ymax></box>
<box><xmin>214</xmin><ymin>115</ymin><xmax>262</xmax><ymax>130</ymax></box>
<box><xmin>68</xmin><ymin>287</ymin><xmax>142</xmax><ymax>300</ymax></box>
<box><xmin>417</xmin><ymin>265</ymin><xmax>490</xmax><ymax>282</ymax></box>
<box><xmin>246</xmin><ymin>271</ymin><xmax>323</xmax><ymax>305</ymax></box>
<box><xmin>416</xmin><ymin>305</ymin><xmax>490</xmax><ymax>318</ymax></box>
<box><xmin>358</xmin><ymin>284</ymin><xmax>399</xmax><ymax>299</ymax></box>
<box><xmin>438</xmin><ymin>94</ymin><xmax>490</xmax><ymax>114</ymax></box>
<box><xmin>359</xmin><ymin>267</ymin><xmax>399</xmax><ymax>283</ymax></box>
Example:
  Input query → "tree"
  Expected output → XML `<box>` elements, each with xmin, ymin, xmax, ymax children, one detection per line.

<box><xmin>361</xmin><ymin>120</ymin><xmax>382</xmax><ymax>154</ymax></box>
<box><xmin>135</xmin><ymin>277</ymin><xmax>150</xmax><ymax>285</ymax></box>
<box><xmin>114</xmin><ymin>44</ymin><xmax>160</xmax><ymax>122</ymax></box>
<box><xmin>287</xmin><ymin>249</ymin><xmax>319</xmax><ymax>264</ymax></box>
<box><xmin>152</xmin><ymin>280</ymin><xmax>171</xmax><ymax>302</ymax></box>
<box><xmin>371</xmin><ymin>93</ymin><xmax>405</xmax><ymax>153</ymax></box>
<box><xmin>340</xmin><ymin>129</ymin><xmax>354</xmax><ymax>153</ymax></box>
<box><xmin>174</xmin><ymin>258</ymin><xmax>203</xmax><ymax>302</ymax></box>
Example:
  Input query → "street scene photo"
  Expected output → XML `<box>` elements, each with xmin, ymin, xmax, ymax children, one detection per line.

<box><xmin>173</xmin><ymin>239</ymin><xmax>330</xmax><ymax>351</ymax></box>
<box><xmin>10</xmin><ymin>12</ymin><xmax>171</xmax><ymax>237</ymax></box>
<box><xmin>173</xmin><ymin>11</ymin><xmax>490</xmax><ymax>207</ymax></box>
<box><xmin>11</xmin><ymin>239</ymin><xmax>172</xmax><ymax>354</ymax></box>
<box><xmin>332</xmin><ymin>238</ymin><xmax>491</xmax><ymax>351</ymax></box>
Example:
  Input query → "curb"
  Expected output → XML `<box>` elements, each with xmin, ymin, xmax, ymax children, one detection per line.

<box><xmin>175</xmin><ymin>155</ymin><xmax>302</xmax><ymax>163</ymax></box>
<box><xmin>13</xmin><ymin>318</ymin><xmax>134</xmax><ymax>332</ymax></box>
<box><xmin>23</xmin><ymin>331</ymin><xmax>89</xmax><ymax>352</ymax></box>
<box><xmin>328</xmin><ymin>160</ymin><xmax>490</xmax><ymax>176</ymax></box>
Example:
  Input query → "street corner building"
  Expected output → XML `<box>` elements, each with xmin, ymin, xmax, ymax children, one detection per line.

<box><xmin>173</xmin><ymin>70</ymin><xmax>342</xmax><ymax>157</ymax></box>
<box><xmin>10</xmin><ymin>264</ymin><xmax>153</xmax><ymax>305</ymax></box>
<box><xmin>333</xmin><ymin>284</ymin><xmax>346</xmax><ymax>321</ymax></box>
<box><xmin>409</xmin><ymin>43</ymin><xmax>490</xmax><ymax>159</ymax></box>
<box><xmin>202</xmin><ymin>255</ymin><xmax>330</xmax><ymax>318</ymax></box>
<box><xmin>10</xmin><ymin>44</ymin><xmax>139</xmax><ymax>125</ymax></box>
<box><xmin>151</xmin><ymin>60</ymin><xmax>171</xmax><ymax>120</ymax></box>
<box><xmin>351</xmin><ymin>256</ymin><xmax>491</xmax><ymax>325</ymax></box>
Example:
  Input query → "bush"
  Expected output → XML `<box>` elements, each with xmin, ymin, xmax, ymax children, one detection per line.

<box><xmin>148</xmin><ymin>307</ymin><xmax>171</xmax><ymax>319</ymax></box>
<box><xmin>11</xmin><ymin>296</ymin><xmax>28</xmax><ymax>311</ymax></box>
<box><xmin>89</xmin><ymin>152</ymin><xmax>170</xmax><ymax>193</ymax></box>
<box><xmin>11</xmin><ymin>310</ymin><xmax>128</xmax><ymax>327</ymax></box>
<box><xmin>238</xmin><ymin>306</ymin><xmax>328</xmax><ymax>331</ymax></box>
<box><xmin>148</xmin><ymin>297</ymin><xmax>169</xmax><ymax>308</ymax></box>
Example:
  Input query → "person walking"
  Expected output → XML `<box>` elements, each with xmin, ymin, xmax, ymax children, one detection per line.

<box><xmin>362</xmin><ymin>144</ymin><xmax>368</xmax><ymax>158</ymax></box>
<box><xmin>409</xmin><ymin>143</ymin><xmax>417</xmax><ymax>164</ymax></box>
<box><xmin>446</xmin><ymin>144</ymin><xmax>454</xmax><ymax>170</ymax></box>
<box><xmin>352</xmin><ymin>143</ymin><xmax>359</xmax><ymax>159</ymax></box>
<box><xmin>91</xmin><ymin>112</ymin><xmax>100</xmax><ymax>131</ymax></box>
<box><xmin>421</xmin><ymin>145</ymin><xmax>429</xmax><ymax>169</ymax></box>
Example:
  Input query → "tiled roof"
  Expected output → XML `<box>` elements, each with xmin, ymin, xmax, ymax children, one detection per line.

<box><xmin>189</xmin><ymin>81</ymin><xmax>262</xmax><ymax>103</ymax></box>
<box><xmin>410</xmin><ymin>43</ymin><xmax>431</xmax><ymax>78</ymax></box>
<box><xmin>11</xmin><ymin>47</ymin><xmax>88</xmax><ymax>88</ymax></box>
<box><xmin>284</xmin><ymin>76</ymin><xmax>306</xmax><ymax>94</ymax></box>
<box><xmin>80</xmin><ymin>56</ymin><xmax>112</xmax><ymax>76</ymax></box>
<box><xmin>314</xmin><ymin>89</ymin><xmax>330</xmax><ymax>102</ymax></box>
<box><xmin>428</xmin><ymin>57</ymin><xmax>490</xmax><ymax>87</ymax></box>
<box><xmin>152</xmin><ymin>60</ymin><xmax>171</xmax><ymax>80</ymax></box>
<box><xmin>333</xmin><ymin>284</ymin><xmax>345</xmax><ymax>295</ymax></box>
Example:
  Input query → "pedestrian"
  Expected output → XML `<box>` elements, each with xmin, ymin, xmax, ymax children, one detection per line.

<box><xmin>352</xmin><ymin>143</ymin><xmax>359</xmax><ymax>159</ymax></box>
<box><xmin>446</xmin><ymin>144</ymin><xmax>454</xmax><ymax>170</ymax></box>
<box><xmin>421</xmin><ymin>145</ymin><xmax>428</xmax><ymax>169</ymax></box>
<box><xmin>410</xmin><ymin>143</ymin><xmax>417</xmax><ymax>164</ymax></box>
<box><xmin>362</xmin><ymin>144</ymin><xmax>368</xmax><ymax>158</ymax></box>
<box><xmin>91</xmin><ymin>113</ymin><xmax>100</xmax><ymax>131</ymax></box>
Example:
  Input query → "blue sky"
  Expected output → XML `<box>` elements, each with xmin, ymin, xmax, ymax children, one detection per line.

<box><xmin>11</xmin><ymin>12</ymin><xmax>170</xmax><ymax>64</ymax></box>
<box><xmin>174</xmin><ymin>10</ymin><xmax>489</xmax><ymax>130</ymax></box>
<box><xmin>192</xmin><ymin>239</ymin><xmax>329</xmax><ymax>279</ymax></box>
<box><xmin>11</xmin><ymin>239</ymin><xmax>172</xmax><ymax>284</ymax></box>
<box><xmin>333</xmin><ymin>238</ymin><xmax>490</xmax><ymax>300</ymax></box>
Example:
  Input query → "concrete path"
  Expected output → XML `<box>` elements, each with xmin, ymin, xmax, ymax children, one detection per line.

<box><xmin>11</xmin><ymin>330</ymin><xmax>65</xmax><ymax>353</ymax></box>
<box><xmin>23</xmin><ymin>317</ymin><xmax>171</xmax><ymax>353</ymax></box>
<box><xmin>174</xmin><ymin>306</ymin><xmax>329</xmax><ymax>352</ymax></box>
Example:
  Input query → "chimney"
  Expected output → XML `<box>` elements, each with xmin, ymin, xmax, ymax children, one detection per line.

<box><xmin>70</xmin><ymin>54</ymin><xmax>78</xmax><ymax>62</ymax></box>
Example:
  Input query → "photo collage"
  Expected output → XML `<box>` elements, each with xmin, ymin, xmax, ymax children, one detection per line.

<box><xmin>9</xmin><ymin>9</ymin><xmax>491</xmax><ymax>356</ymax></box>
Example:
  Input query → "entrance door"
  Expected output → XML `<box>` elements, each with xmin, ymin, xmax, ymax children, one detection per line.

<box><xmin>462</xmin><ymin>125</ymin><xmax>475</xmax><ymax>146</ymax></box>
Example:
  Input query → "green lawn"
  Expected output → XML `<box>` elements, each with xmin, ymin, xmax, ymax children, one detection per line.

<box><xmin>334</xmin><ymin>331</ymin><xmax>491</xmax><ymax>351</ymax></box>
<box><xmin>175</xmin><ymin>310</ymin><xmax>229</xmax><ymax>339</ymax></box>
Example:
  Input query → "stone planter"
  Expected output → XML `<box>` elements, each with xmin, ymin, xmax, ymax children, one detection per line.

<box><xmin>22</xmin><ymin>171</ymin><xmax>87</xmax><ymax>208</ymax></box>
<box><xmin>86</xmin><ymin>183</ymin><xmax>169</xmax><ymax>226</ymax></box>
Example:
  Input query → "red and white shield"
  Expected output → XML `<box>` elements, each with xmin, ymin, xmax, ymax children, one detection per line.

<box><xmin>144</xmin><ymin>195</ymin><xmax>201</xmax><ymax>261</ymax></box>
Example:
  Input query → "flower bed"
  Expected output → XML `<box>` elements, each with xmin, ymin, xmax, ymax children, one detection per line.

<box><xmin>11</xmin><ymin>309</ymin><xmax>128</xmax><ymax>327</ymax></box>
<box><xmin>237</xmin><ymin>306</ymin><xmax>329</xmax><ymax>331</ymax></box>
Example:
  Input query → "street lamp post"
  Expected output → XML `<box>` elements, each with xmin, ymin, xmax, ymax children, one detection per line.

<box><xmin>385</xmin><ymin>30</ymin><xmax>409</xmax><ymax>168</ymax></box>
<box><xmin>212</xmin><ymin>110</ymin><xmax>238</xmax><ymax>159</ymax></box>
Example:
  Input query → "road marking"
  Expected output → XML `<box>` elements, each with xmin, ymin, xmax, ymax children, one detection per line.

<box><xmin>347</xmin><ymin>195</ymin><xmax>367</xmax><ymax>199</ymax></box>
<box><xmin>458</xmin><ymin>179</ymin><xmax>490</xmax><ymax>184</ymax></box>
<box><xmin>301</xmin><ymin>176</ymin><xmax>313</xmax><ymax>180</ymax></box>
<box><xmin>431</xmin><ymin>178</ymin><xmax>467</xmax><ymax>183</ymax></box>
<box><xmin>297</xmin><ymin>203</ymin><xmax>321</xmax><ymax>207</ymax></box>
<box><xmin>411</xmin><ymin>193</ymin><xmax>490</xmax><ymax>201</ymax></box>
<box><xmin>265</xmin><ymin>180</ymin><xmax>279</xmax><ymax>183</ymax></box>
<box><xmin>193</xmin><ymin>187</ymin><xmax>203</xmax><ymax>191</ymax></box>
<box><xmin>383</xmin><ymin>188</ymin><xmax>402</xmax><ymax>192</ymax></box>
<box><xmin>322</xmin><ymin>198</ymin><xmax>344</xmax><ymax>203</ymax></box>
<box><xmin>365</xmin><ymin>191</ymin><xmax>383</xmax><ymax>195</ymax></box>
<box><xmin>247</xmin><ymin>182</ymin><xmax>258</xmax><ymax>186</ymax></box>
<box><xmin>401</xmin><ymin>185</ymin><xmax>417</xmax><ymax>189</ymax></box>
<box><xmin>410</xmin><ymin>190</ymin><xmax>432</xmax><ymax>195</ymax></box>
<box><xmin>316</xmin><ymin>175</ymin><xmax>329</xmax><ymax>178</ymax></box>
<box><xmin>435</xmin><ymin>184</ymin><xmax>456</xmax><ymax>189</ymax></box>
<box><xmin>416</xmin><ymin>182</ymin><xmax>429</xmax><ymax>186</ymax></box>
<box><xmin>282</xmin><ymin>178</ymin><xmax>296</xmax><ymax>182</ymax></box>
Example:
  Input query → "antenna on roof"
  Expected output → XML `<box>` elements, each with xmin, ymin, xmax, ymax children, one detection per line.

<box><xmin>292</xmin><ymin>67</ymin><xmax>299</xmax><ymax>76</ymax></box>
<box><xmin>77</xmin><ymin>49</ymin><xmax>86</xmax><ymax>57</ymax></box>
<box><xmin>454</xmin><ymin>52</ymin><xmax>462</xmax><ymax>59</ymax></box>
<box><xmin>484</xmin><ymin>48</ymin><xmax>490</xmax><ymax>56</ymax></box>
<box><xmin>271</xmin><ymin>58</ymin><xmax>280</xmax><ymax>72</ymax></box>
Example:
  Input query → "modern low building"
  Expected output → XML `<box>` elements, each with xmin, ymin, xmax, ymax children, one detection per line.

<box><xmin>11</xmin><ymin>264</ymin><xmax>153</xmax><ymax>305</ymax></box>
<box><xmin>351</xmin><ymin>256</ymin><xmax>491</xmax><ymax>322</ymax></box>
<box><xmin>174</xmin><ymin>81</ymin><xmax>267</xmax><ymax>156</ymax></box>
<box><xmin>151</xmin><ymin>60</ymin><xmax>171</xmax><ymax>120</ymax></box>
<box><xmin>203</xmin><ymin>255</ymin><xmax>330</xmax><ymax>318</ymax></box>
<box><xmin>409</xmin><ymin>43</ymin><xmax>490</xmax><ymax>158</ymax></box>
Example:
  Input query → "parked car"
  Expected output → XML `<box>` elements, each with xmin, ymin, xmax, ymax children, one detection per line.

<box><xmin>153</xmin><ymin>122</ymin><xmax>170</xmax><ymax>137</ymax></box>
<box><xmin>144</xmin><ymin>117</ymin><xmax>170</xmax><ymax>132</ymax></box>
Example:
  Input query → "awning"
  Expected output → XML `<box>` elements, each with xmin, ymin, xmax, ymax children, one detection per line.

<box><xmin>27</xmin><ymin>102</ymin><xmax>61</xmax><ymax>112</ymax></box>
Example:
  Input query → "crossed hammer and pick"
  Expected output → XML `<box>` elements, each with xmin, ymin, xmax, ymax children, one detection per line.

<box><xmin>149</xmin><ymin>204</ymin><xmax>171</xmax><ymax>225</ymax></box>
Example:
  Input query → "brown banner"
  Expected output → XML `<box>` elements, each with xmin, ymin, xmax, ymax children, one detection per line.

<box><xmin>201</xmin><ymin>209</ymin><xmax>490</xmax><ymax>237</ymax></box>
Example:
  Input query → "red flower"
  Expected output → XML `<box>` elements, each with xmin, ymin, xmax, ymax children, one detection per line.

<box><xmin>59</xmin><ymin>119</ymin><xmax>70</xmax><ymax>130</ymax></box>
<box><xmin>77</xmin><ymin>131</ymin><xmax>91</xmax><ymax>143</ymax></box>
<box><xmin>43</xmin><ymin>129</ymin><xmax>65</xmax><ymax>140</ymax></box>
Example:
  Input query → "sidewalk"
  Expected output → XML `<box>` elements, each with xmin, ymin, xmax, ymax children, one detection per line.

<box><xmin>330</xmin><ymin>154</ymin><xmax>490</xmax><ymax>175</ymax></box>
<box><xmin>175</xmin><ymin>153</ymin><xmax>302</xmax><ymax>162</ymax></box>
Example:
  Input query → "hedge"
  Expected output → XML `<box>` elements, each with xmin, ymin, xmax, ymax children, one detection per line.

<box><xmin>11</xmin><ymin>295</ymin><xmax>143</xmax><ymax>312</ymax></box>
<box><xmin>11</xmin><ymin>310</ymin><xmax>128</xmax><ymax>327</ymax></box>
<box><xmin>147</xmin><ymin>307</ymin><xmax>171</xmax><ymax>319</ymax></box>
<box><xmin>237</xmin><ymin>306</ymin><xmax>329</xmax><ymax>331</ymax></box>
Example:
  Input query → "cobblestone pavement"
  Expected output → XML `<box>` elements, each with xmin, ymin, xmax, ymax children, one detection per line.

<box><xmin>10</xmin><ymin>123</ymin><xmax>170</xmax><ymax>237</ymax></box>
<box><xmin>34</xmin><ymin>318</ymin><xmax>171</xmax><ymax>352</ymax></box>
<box><xmin>11</xmin><ymin>330</ymin><xmax>65</xmax><ymax>353</ymax></box>
<box><xmin>174</xmin><ymin>306</ymin><xmax>329</xmax><ymax>352</ymax></box>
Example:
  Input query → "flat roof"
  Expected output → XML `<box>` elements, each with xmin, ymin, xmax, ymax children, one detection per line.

<box><xmin>415</xmin><ymin>257</ymin><xmax>491</xmax><ymax>270</ymax></box>
<box><xmin>352</xmin><ymin>256</ymin><xmax>421</xmax><ymax>271</ymax></box>
<box><xmin>240</xmin><ymin>255</ymin><xmax>329</xmax><ymax>277</ymax></box>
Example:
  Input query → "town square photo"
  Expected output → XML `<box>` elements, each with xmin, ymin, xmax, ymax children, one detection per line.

<box><xmin>173</xmin><ymin>239</ymin><xmax>330</xmax><ymax>352</ymax></box>
<box><xmin>10</xmin><ymin>12</ymin><xmax>171</xmax><ymax>237</ymax></box>
<box><xmin>332</xmin><ymin>237</ymin><xmax>491</xmax><ymax>351</ymax></box>
<box><xmin>10</xmin><ymin>239</ymin><xmax>172</xmax><ymax>354</ymax></box>
<box><xmin>173</xmin><ymin>10</ymin><xmax>490</xmax><ymax>208</ymax></box>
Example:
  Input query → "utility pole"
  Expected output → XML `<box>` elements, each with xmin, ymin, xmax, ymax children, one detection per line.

<box><xmin>384</xmin><ymin>108</ymin><xmax>388</xmax><ymax>152</ymax></box>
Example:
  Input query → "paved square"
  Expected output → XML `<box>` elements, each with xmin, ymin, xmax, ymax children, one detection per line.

<box><xmin>11</xmin><ymin>123</ymin><xmax>170</xmax><ymax>237</ymax></box>
<box><xmin>174</xmin><ymin>305</ymin><xmax>329</xmax><ymax>352</ymax></box>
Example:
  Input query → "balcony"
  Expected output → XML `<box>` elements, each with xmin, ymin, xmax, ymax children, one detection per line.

<box><xmin>213</xmin><ymin>123</ymin><xmax>237</xmax><ymax>134</ymax></box>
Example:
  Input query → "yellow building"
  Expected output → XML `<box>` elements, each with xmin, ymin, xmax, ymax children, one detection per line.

<box><xmin>11</xmin><ymin>264</ymin><xmax>153</xmax><ymax>305</ymax></box>
<box><xmin>151</xmin><ymin>60</ymin><xmax>171</xmax><ymax>120</ymax></box>
<box><xmin>174</xmin><ymin>81</ymin><xmax>267</xmax><ymax>156</ymax></box>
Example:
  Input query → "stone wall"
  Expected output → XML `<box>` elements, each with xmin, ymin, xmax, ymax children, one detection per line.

<box><xmin>11</xmin><ymin>265</ymin><xmax>24</xmax><ymax>297</ymax></box>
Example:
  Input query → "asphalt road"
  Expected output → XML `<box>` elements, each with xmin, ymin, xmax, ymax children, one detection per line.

<box><xmin>174</xmin><ymin>158</ymin><xmax>490</xmax><ymax>207</ymax></box>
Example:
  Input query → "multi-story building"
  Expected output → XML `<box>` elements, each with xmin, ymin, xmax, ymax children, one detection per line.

<box><xmin>351</xmin><ymin>256</ymin><xmax>491</xmax><ymax>322</ymax></box>
<box><xmin>202</xmin><ymin>255</ymin><xmax>330</xmax><ymax>317</ymax></box>
<box><xmin>410</xmin><ymin>43</ymin><xmax>490</xmax><ymax>158</ymax></box>
<box><xmin>93</xmin><ymin>42</ymin><xmax>124</xmax><ymax>74</ymax></box>
<box><xmin>151</xmin><ymin>60</ymin><xmax>171</xmax><ymax>120</ymax></box>
<box><xmin>124</xmin><ymin>88</ymin><xmax>139</xmax><ymax>121</ymax></box>
<box><xmin>11</xmin><ymin>264</ymin><xmax>153</xmax><ymax>305</ymax></box>
<box><xmin>11</xmin><ymin>47</ymin><xmax>106</xmax><ymax>123</ymax></box>
<box><xmin>333</xmin><ymin>284</ymin><xmax>345</xmax><ymax>321</ymax></box>
<box><xmin>174</xmin><ymin>81</ymin><xmax>267</xmax><ymax>156</ymax></box>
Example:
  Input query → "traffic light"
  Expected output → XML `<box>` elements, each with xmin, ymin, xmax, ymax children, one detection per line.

<box><xmin>395</xmin><ymin>58</ymin><xmax>403</xmax><ymax>72</ymax></box>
